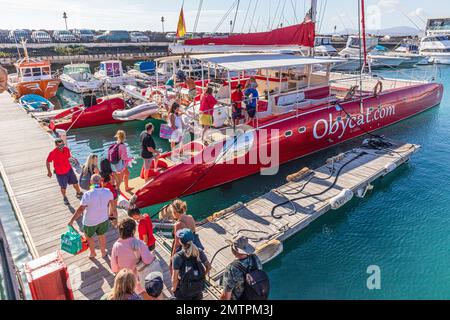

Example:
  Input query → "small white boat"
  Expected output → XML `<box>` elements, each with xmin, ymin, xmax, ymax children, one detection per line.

<box><xmin>60</xmin><ymin>63</ymin><xmax>104</xmax><ymax>93</ymax></box>
<box><xmin>112</xmin><ymin>102</ymin><xmax>160</xmax><ymax>121</ymax></box>
<box><xmin>94</xmin><ymin>60</ymin><xmax>136</xmax><ymax>89</ymax></box>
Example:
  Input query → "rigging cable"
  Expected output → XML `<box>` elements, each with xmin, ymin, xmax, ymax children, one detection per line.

<box><xmin>271</xmin><ymin>0</ymin><xmax>282</xmax><ymax>30</ymax></box>
<box><xmin>192</xmin><ymin>0</ymin><xmax>204</xmax><ymax>36</ymax></box>
<box><xmin>213</xmin><ymin>0</ymin><xmax>238</xmax><ymax>34</ymax></box>
<box><xmin>277</xmin><ymin>0</ymin><xmax>287</xmax><ymax>29</ymax></box>
<box><xmin>249</xmin><ymin>0</ymin><xmax>259</xmax><ymax>33</ymax></box>
<box><xmin>231</xmin><ymin>0</ymin><xmax>241</xmax><ymax>34</ymax></box>
<box><xmin>241</xmin><ymin>0</ymin><xmax>253</xmax><ymax>33</ymax></box>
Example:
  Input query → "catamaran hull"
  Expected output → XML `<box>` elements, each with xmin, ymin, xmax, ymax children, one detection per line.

<box><xmin>133</xmin><ymin>83</ymin><xmax>443</xmax><ymax>208</ymax></box>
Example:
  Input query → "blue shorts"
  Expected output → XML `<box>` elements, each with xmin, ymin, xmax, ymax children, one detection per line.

<box><xmin>246</xmin><ymin>106</ymin><xmax>257</xmax><ymax>118</ymax></box>
<box><xmin>56</xmin><ymin>169</ymin><xmax>78</xmax><ymax>189</ymax></box>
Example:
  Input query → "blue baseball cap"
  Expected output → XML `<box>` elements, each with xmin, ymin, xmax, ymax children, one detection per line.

<box><xmin>176</xmin><ymin>228</ymin><xmax>194</xmax><ymax>244</ymax></box>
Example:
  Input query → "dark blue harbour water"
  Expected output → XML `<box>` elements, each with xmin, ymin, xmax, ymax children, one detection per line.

<box><xmin>1</xmin><ymin>65</ymin><xmax>449</xmax><ymax>299</ymax></box>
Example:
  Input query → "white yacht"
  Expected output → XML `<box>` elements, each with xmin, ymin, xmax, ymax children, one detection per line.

<box><xmin>314</xmin><ymin>36</ymin><xmax>338</xmax><ymax>56</ymax></box>
<box><xmin>418</xmin><ymin>18</ymin><xmax>450</xmax><ymax>65</ymax></box>
<box><xmin>419</xmin><ymin>35</ymin><xmax>450</xmax><ymax>65</ymax></box>
<box><xmin>59</xmin><ymin>63</ymin><xmax>104</xmax><ymax>93</ymax></box>
<box><xmin>334</xmin><ymin>36</ymin><xmax>414</xmax><ymax>71</ymax></box>
<box><xmin>94</xmin><ymin>60</ymin><xmax>136</xmax><ymax>89</ymax></box>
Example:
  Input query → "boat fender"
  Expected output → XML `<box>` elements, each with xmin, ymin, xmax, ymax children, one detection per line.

<box><xmin>384</xmin><ymin>163</ymin><xmax>397</xmax><ymax>174</ymax></box>
<box><xmin>255</xmin><ymin>239</ymin><xmax>284</xmax><ymax>264</ymax></box>
<box><xmin>286</xmin><ymin>167</ymin><xmax>312</xmax><ymax>182</ymax></box>
<box><xmin>329</xmin><ymin>189</ymin><xmax>354</xmax><ymax>210</ymax></box>
<box><xmin>373</xmin><ymin>81</ymin><xmax>383</xmax><ymax>97</ymax></box>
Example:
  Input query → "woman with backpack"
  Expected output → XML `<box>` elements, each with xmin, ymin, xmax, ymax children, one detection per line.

<box><xmin>79</xmin><ymin>154</ymin><xmax>100</xmax><ymax>191</ymax></box>
<box><xmin>109</xmin><ymin>130</ymin><xmax>133</xmax><ymax>192</ymax></box>
<box><xmin>171</xmin><ymin>229</ymin><xmax>211</xmax><ymax>300</ymax></box>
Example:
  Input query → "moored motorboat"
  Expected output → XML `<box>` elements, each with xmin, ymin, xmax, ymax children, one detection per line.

<box><xmin>18</xmin><ymin>94</ymin><xmax>54</xmax><ymax>112</ymax></box>
<box><xmin>94</xmin><ymin>60</ymin><xmax>136</xmax><ymax>88</ymax></box>
<box><xmin>7</xmin><ymin>41</ymin><xmax>60</xmax><ymax>99</ymax></box>
<box><xmin>48</xmin><ymin>94</ymin><xmax>126</xmax><ymax>131</ymax></box>
<box><xmin>59</xmin><ymin>63</ymin><xmax>104</xmax><ymax>93</ymax></box>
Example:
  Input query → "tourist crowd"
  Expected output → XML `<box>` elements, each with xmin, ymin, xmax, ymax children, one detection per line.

<box><xmin>45</xmin><ymin>76</ymin><xmax>268</xmax><ymax>301</ymax></box>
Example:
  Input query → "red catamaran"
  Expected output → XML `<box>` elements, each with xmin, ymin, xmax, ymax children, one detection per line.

<box><xmin>118</xmin><ymin>0</ymin><xmax>444</xmax><ymax>208</ymax></box>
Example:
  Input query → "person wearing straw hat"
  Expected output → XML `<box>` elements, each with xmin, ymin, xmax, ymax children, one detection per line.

<box><xmin>220</xmin><ymin>235</ymin><xmax>263</xmax><ymax>300</ymax></box>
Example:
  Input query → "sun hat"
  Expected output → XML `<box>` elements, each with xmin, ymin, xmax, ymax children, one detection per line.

<box><xmin>226</xmin><ymin>235</ymin><xmax>255</xmax><ymax>255</ymax></box>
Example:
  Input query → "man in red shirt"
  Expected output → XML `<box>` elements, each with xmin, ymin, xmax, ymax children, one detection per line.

<box><xmin>128</xmin><ymin>208</ymin><xmax>156</xmax><ymax>251</ymax></box>
<box><xmin>199</xmin><ymin>87</ymin><xmax>217</xmax><ymax>141</ymax></box>
<box><xmin>46</xmin><ymin>139</ymin><xmax>83</xmax><ymax>205</ymax></box>
<box><xmin>231</xmin><ymin>84</ymin><xmax>244</xmax><ymax>127</ymax></box>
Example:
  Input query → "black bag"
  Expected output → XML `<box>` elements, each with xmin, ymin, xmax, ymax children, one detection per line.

<box><xmin>79</xmin><ymin>166</ymin><xmax>92</xmax><ymax>190</ymax></box>
<box><xmin>235</xmin><ymin>255</ymin><xmax>270</xmax><ymax>300</ymax></box>
<box><xmin>176</xmin><ymin>253</ymin><xmax>206</xmax><ymax>299</ymax></box>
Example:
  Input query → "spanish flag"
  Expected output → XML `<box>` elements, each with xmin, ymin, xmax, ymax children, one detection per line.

<box><xmin>176</xmin><ymin>6</ymin><xmax>186</xmax><ymax>38</ymax></box>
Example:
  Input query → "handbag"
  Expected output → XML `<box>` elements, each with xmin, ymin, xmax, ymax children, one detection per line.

<box><xmin>61</xmin><ymin>226</ymin><xmax>82</xmax><ymax>255</ymax></box>
<box><xmin>159</xmin><ymin>123</ymin><xmax>173</xmax><ymax>140</ymax></box>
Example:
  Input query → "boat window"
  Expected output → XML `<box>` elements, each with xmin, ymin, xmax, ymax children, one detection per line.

<box><xmin>22</xmin><ymin>68</ymin><xmax>32</xmax><ymax>77</ymax></box>
<box><xmin>284</xmin><ymin>130</ymin><xmax>293</xmax><ymax>138</ymax></box>
<box><xmin>32</xmin><ymin>68</ymin><xmax>42</xmax><ymax>77</ymax></box>
<box><xmin>218</xmin><ymin>131</ymin><xmax>255</xmax><ymax>163</ymax></box>
<box><xmin>42</xmin><ymin>67</ymin><xmax>50</xmax><ymax>75</ymax></box>
<box><xmin>298</xmin><ymin>126</ymin><xmax>306</xmax><ymax>134</ymax></box>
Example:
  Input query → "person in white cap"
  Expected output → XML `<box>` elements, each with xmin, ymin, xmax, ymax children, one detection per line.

<box><xmin>220</xmin><ymin>235</ymin><xmax>263</xmax><ymax>300</ymax></box>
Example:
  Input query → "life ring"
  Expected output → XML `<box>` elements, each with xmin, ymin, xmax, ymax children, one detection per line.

<box><xmin>373</xmin><ymin>81</ymin><xmax>383</xmax><ymax>97</ymax></box>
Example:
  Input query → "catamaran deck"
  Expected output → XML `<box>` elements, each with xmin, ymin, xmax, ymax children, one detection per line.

<box><xmin>0</xmin><ymin>91</ymin><xmax>419</xmax><ymax>300</ymax></box>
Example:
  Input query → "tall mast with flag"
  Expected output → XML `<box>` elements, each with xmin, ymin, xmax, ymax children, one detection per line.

<box><xmin>176</xmin><ymin>1</ymin><xmax>187</xmax><ymax>39</ymax></box>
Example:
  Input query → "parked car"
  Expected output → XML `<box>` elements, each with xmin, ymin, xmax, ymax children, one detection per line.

<box><xmin>8</xmin><ymin>29</ymin><xmax>31</xmax><ymax>43</ymax></box>
<box><xmin>130</xmin><ymin>31</ymin><xmax>150</xmax><ymax>43</ymax></box>
<box><xmin>53</xmin><ymin>30</ymin><xmax>77</xmax><ymax>43</ymax></box>
<box><xmin>0</xmin><ymin>31</ymin><xmax>9</xmax><ymax>43</ymax></box>
<box><xmin>166</xmin><ymin>32</ymin><xmax>176</xmax><ymax>41</ymax></box>
<box><xmin>72</xmin><ymin>29</ymin><xmax>95</xmax><ymax>42</ymax></box>
<box><xmin>31</xmin><ymin>30</ymin><xmax>52</xmax><ymax>43</ymax></box>
<box><xmin>95</xmin><ymin>30</ymin><xmax>130</xmax><ymax>43</ymax></box>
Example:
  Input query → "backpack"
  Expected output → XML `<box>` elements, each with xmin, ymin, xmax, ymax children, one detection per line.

<box><xmin>108</xmin><ymin>143</ymin><xmax>122</xmax><ymax>165</ymax></box>
<box><xmin>234</xmin><ymin>255</ymin><xmax>270</xmax><ymax>300</ymax></box>
<box><xmin>79</xmin><ymin>166</ymin><xmax>92</xmax><ymax>190</ymax></box>
<box><xmin>176</xmin><ymin>252</ymin><xmax>206</xmax><ymax>298</ymax></box>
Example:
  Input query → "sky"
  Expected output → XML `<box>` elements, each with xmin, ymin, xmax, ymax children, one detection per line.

<box><xmin>0</xmin><ymin>0</ymin><xmax>449</xmax><ymax>33</ymax></box>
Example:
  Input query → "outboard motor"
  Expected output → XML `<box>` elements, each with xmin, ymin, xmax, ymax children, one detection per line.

<box><xmin>83</xmin><ymin>93</ymin><xmax>97</xmax><ymax>108</ymax></box>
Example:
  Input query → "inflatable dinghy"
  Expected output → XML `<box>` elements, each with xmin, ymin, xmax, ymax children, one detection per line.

<box><xmin>112</xmin><ymin>102</ymin><xmax>159</xmax><ymax>121</ymax></box>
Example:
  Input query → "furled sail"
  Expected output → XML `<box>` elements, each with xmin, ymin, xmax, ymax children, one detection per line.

<box><xmin>184</xmin><ymin>22</ymin><xmax>316</xmax><ymax>48</ymax></box>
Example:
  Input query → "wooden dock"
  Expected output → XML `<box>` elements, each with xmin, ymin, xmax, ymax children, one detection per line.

<box><xmin>0</xmin><ymin>91</ymin><xmax>419</xmax><ymax>300</ymax></box>
<box><xmin>0</xmin><ymin>92</ymin><xmax>184</xmax><ymax>300</ymax></box>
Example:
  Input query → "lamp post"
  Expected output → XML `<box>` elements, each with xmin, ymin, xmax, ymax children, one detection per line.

<box><xmin>63</xmin><ymin>12</ymin><xmax>68</xmax><ymax>30</ymax></box>
<box><xmin>161</xmin><ymin>16</ymin><xmax>165</xmax><ymax>33</ymax></box>
<box><xmin>230</xmin><ymin>20</ymin><xmax>233</xmax><ymax>35</ymax></box>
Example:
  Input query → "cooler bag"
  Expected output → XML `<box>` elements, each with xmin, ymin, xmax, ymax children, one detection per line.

<box><xmin>61</xmin><ymin>226</ymin><xmax>82</xmax><ymax>255</ymax></box>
